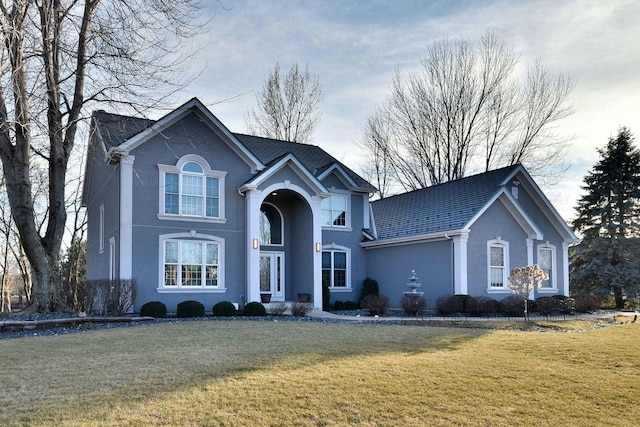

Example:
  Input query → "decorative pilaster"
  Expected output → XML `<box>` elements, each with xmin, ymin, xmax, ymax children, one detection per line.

<box><xmin>562</xmin><ymin>242</ymin><xmax>570</xmax><ymax>296</ymax></box>
<box><xmin>245</xmin><ymin>187</ymin><xmax>262</xmax><ymax>304</ymax></box>
<box><xmin>453</xmin><ymin>233</ymin><xmax>469</xmax><ymax>295</ymax></box>
<box><xmin>119</xmin><ymin>155</ymin><xmax>135</xmax><ymax>280</ymax></box>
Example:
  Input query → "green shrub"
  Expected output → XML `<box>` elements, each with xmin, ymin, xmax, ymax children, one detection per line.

<box><xmin>212</xmin><ymin>301</ymin><xmax>237</xmax><ymax>317</ymax></box>
<box><xmin>243</xmin><ymin>301</ymin><xmax>266</xmax><ymax>316</ymax></box>
<box><xmin>322</xmin><ymin>281</ymin><xmax>331</xmax><ymax>311</ymax></box>
<box><xmin>291</xmin><ymin>301</ymin><xmax>313</xmax><ymax>317</ymax></box>
<box><xmin>177</xmin><ymin>300</ymin><xmax>205</xmax><ymax>318</ymax></box>
<box><xmin>400</xmin><ymin>294</ymin><xmax>426</xmax><ymax>317</ymax></box>
<box><xmin>358</xmin><ymin>277</ymin><xmax>379</xmax><ymax>305</ymax></box>
<box><xmin>140</xmin><ymin>301</ymin><xmax>167</xmax><ymax>318</ymax></box>
<box><xmin>361</xmin><ymin>294</ymin><xmax>390</xmax><ymax>316</ymax></box>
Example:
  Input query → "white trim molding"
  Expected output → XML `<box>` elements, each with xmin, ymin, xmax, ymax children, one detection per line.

<box><xmin>536</xmin><ymin>242</ymin><xmax>558</xmax><ymax>293</ymax></box>
<box><xmin>156</xmin><ymin>231</ymin><xmax>226</xmax><ymax>292</ymax></box>
<box><xmin>486</xmin><ymin>238</ymin><xmax>510</xmax><ymax>294</ymax></box>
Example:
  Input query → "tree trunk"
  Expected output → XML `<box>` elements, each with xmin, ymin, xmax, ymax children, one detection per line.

<box><xmin>613</xmin><ymin>286</ymin><xmax>624</xmax><ymax>310</ymax></box>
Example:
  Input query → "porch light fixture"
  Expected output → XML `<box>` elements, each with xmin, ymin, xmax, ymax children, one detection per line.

<box><xmin>253</xmin><ymin>238</ymin><xmax>259</xmax><ymax>249</ymax></box>
<box><xmin>315</xmin><ymin>242</ymin><xmax>321</xmax><ymax>252</ymax></box>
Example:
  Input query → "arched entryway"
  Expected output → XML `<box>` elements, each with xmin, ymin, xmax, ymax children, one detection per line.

<box><xmin>244</xmin><ymin>182</ymin><xmax>324</xmax><ymax>308</ymax></box>
<box><xmin>258</xmin><ymin>191</ymin><xmax>313</xmax><ymax>303</ymax></box>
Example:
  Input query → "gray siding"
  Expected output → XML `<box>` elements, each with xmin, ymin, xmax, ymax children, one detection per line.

<box><xmin>365</xmin><ymin>240</ymin><xmax>453</xmax><ymax>306</ymax></box>
<box><xmin>85</xmin><ymin>136</ymin><xmax>120</xmax><ymax>281</ymax></box>
<box><xmin>127</xmin><ymin>113</ymin><xmax>254</xmax><ymax>311</ymax></box>
<box><xmin>466</xmin><ymin>200</ymin><xmax>528</xmax><ymax>298</ymax></box>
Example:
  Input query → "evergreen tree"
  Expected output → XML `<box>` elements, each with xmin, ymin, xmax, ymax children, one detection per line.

<box><xmin>571</xmin><ymin>128</ymin><xmax>640</xmax><ymax>308</ymax></box>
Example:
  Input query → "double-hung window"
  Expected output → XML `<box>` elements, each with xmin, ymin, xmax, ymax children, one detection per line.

<box><xmin>322</xmin><ymin>248</ymin><xmax>349</xmax><ymax>288</ymax></box>
<box><xmin>321</xmin><ymin>194</ymin><xmax>348</xmax><ymax>228</ymax></box>
<box><xmin>487</xmin><ymin>239</ymin><xmax>509</xmax><ymax>291</ymax></box>
<box><xmin>159</xmin><ymin>155</ymin><xmax>226</xmax><ymax>222</ymax></box>
<box><xmin>163</xmin><ymin>239</ymin><xmax>220</xmax><ymax>288</ymax></box>
<box><xmin>537</xmin><ymin>244</ymin><xmax>555</xmax><ymax>289</ymax></box>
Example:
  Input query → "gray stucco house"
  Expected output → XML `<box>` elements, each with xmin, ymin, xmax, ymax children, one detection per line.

<box><xmin>82</xmin><ymin>98</ymin><xmax>577</xmax><ymax>312</ymax></box>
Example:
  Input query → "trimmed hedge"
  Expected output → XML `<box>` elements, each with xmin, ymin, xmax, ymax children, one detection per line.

<box><xmin>177</xmin><ymin>300</ymin><xmax>205</xmax><ymax>318</ymax></box>
<box><xmin>140</xmin><ymin>301</ymin><xmax>167</xmax><ymax>318</ymax></box>
<box><xmin>212</xmin><ymin>301</ymin><xmax>237</xmax><ymax>317</ymax></box>
<box><xmin>243</xmin><ymin>301</ymin><xmax>267</xmax><ymax>316</ymax></box>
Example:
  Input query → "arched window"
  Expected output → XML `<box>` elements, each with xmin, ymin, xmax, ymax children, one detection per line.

<box><xmin>158</xmin><ymin>155</ymin><xmax>226</xmax><ymax>222</ymax></box>
<box><xmin>259</xmin><ymin>204</ymin><xmax>282</xmax><ymax>245</ymax></box>
<box><xmin>487</xmin><ymin>239</ymin><xmax>509</xmax><ymax>291</ymax></box>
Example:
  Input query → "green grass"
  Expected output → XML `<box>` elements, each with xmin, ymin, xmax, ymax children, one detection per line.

<box><xmin>1</xmin><ymin>319</ymin><xmax>638</xmax><ymax>426</ymax></box>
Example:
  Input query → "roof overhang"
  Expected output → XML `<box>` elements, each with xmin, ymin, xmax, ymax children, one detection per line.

<box><xmin>239</xmin><ymin>153</ymin><xmax>330</xmax><ymax>198</ymax></box>
<box><xmin>501</xmin><ymin>166</ymin><xmax>578</xmax><ymax>243</ymax></box>
<box><xmin>316</xmin><ymin>163</ymin><xmax>374</xmax><ymax>193</ymax></box>
<box><xmin>465</xmin><ymin>188</ymin><xmax>544</xmax><ymax>240</ymax></box>
<box><xmin>107</xmin><ymin>98</ymin><xmax>264</xmax><ymax>173</ymax></box>
<box><xmin>360</xmin><ymin>229</ymin><xmax>469</xmax><ymax>249</ymax></box>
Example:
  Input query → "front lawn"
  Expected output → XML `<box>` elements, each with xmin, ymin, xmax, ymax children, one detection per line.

<box><xmin>1</xmin><ymin>320</ymin><xmax>638</xmax><ymax>426</ymax></box>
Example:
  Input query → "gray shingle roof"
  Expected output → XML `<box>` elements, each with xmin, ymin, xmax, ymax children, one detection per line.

<box><xmin>371</xmin><ymin>165</ymin><xmax>521</xmax><ymax>240</ymax></box>
<box><xmin>233</xmin><ymin>133</ymin><xmax>374</xmax><ymax>191</ymax></box>
<box><xmin>92</xmin><ymin>110</ymin><xmax>154</xmax><ymax>151</ymax></box>
<box><xmin>91</xmin><ymin>110</ymin><xmax>375</xmax><ymax>192</ymax></box>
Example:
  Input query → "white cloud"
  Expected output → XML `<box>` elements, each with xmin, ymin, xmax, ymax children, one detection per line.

<box><xmin>182</xmin><ymin>0</ymin><xmax>640</xmax><ymax>221</ymax></box>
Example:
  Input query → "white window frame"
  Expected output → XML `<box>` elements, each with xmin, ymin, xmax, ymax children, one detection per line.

<box><xmin>157</xmin><ymin>154</ymin><xmax>227</xmax><ymax>223</ymax></box>
<box><xmin>322</xmin><ymin>245</ymin><xmax>351</xmax><ymax>292</ymax></box>
<box><xmin>157</xmin><ymin>232</ymin><xmax>226</xmax><ymax>293</ymax></box>
<box><xmin>487</xmin><ymin>239</ymin><xmax>510</xmax><ymax>293</ymax></box>
<box><xmin>537</xmin><ymin>243</ymin><xmax>557</xmax><ymax>292</ymax></box>
<box><xmin>109</xmin><ymin>237</ymin><xmax>116</xmax><ymax>280</ymax></box>
<box><xmin>99</xmin><ymin>204</ymin><xmax>105</xmax><ymax>254</ymax></box>
<box><xmin>321</xmin><ymin>191</ymin><xmax>351</xmax><ymax>230</ymax></box>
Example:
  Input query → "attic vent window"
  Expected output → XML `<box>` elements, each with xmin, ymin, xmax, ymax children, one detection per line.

<box><xmin>511</xmin><ymin>179</ymin><xmax>520</xmax><ymax>199</ymax></box>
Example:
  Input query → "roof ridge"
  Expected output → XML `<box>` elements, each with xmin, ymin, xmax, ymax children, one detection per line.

<box><xmin>372</xmin><ymin>164</ymin><xmax>521</xmax><ymax>204</ymax></box>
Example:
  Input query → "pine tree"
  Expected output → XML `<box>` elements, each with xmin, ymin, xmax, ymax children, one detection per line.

<box><xmin>571</xmin><ymin>128</ymin><xmax>640</xmax><ymax>308</ymax></box>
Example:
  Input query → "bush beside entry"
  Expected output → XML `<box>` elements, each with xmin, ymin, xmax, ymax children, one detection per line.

<box><xmin>212</xmin><ymin>301</ymin><xmax>237</xmax><ymax>317</ymax></box>
<box><xmin>243</xmin><ymin>302</ymin><xmax>267</xmax><ymax>316</ymax></box>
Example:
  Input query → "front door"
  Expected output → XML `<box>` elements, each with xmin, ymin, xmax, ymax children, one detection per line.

<box><xmin>259</xmin><ymin>251</ymin><xmax>285</xmax><ymax>301</ymax></box>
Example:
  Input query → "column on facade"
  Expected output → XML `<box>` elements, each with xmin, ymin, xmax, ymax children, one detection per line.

<box><xmin>119</xmin><ymin>155</ymin><xmax>135</xmax><ymax>280</ymax></box>
<box><xmin>310</xmin><ymin>196</ymin><xmax>323</xmax><ymax>310</ymax></box>
<box><xmin>452</xmin><ymin>233</ymin><xmax>469</xmax><ymax>295</ymax></box>
<box><xmin>245</xmin><ymin>186</ymin><xmax>262</xmax><ymax>305</ymax></box>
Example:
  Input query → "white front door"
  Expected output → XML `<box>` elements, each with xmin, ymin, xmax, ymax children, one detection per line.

<box><xmin>259</xmin><ymin>251</ymin><xmax>285</xmax><ymax>301</ymax></box>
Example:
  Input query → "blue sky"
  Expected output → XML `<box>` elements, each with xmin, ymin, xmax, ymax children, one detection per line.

<box><xmin>176</xmin><ymin>0</ymin><xmax>640</xmax><ymax>221</ymax></box>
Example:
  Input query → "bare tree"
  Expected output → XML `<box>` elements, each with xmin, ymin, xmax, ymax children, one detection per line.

<box><xmin>0</xmin><ymin>1</ymin><xmax>208</xmax><ymax>312</ymax></box>
<box><xmin>245</xmin><ymin>62</ymin><xmax>323</xmax><ymax>144</ymax></box>
<box><xmin>360</xmin><ymin>31</ymin><xmax>574</xmax><ymax>194</ymax></box>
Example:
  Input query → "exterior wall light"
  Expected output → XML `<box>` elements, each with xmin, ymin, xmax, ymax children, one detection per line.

<box><xmin>315</xmin><ymin>242</ymin><xmax>321</xmax><ymax>252</ymax></box>
<box><xmin>253</xmin><ymin>238</ymin><xmax>259</xmax><ymax>249</ymax></box>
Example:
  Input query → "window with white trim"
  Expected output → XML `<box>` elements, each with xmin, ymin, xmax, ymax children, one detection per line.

<box><xmin>487</xmin><ymin>239</ymin><xmax>509</xmax><ymax>290</ymax></box>
<box><xmin>322</xmin><ymin>249</ymin><xmax>349</xmax><ymax>288</ymax></box>
<box><xmin>163</xmin><ymin>239</ymin><xmax>221</xmax><ymax>288</ymax></box>
<box><xmin>99</xmin><ymin>204</ymin><xmax>105</xmax><ymax>253</ymax></box>
<box><xmin>321</xmin><ymin>193</ymin><xmax>348</xmax><ymax>227</ymax></box>
<box><xmin>159</xmin><ymin>156</ymin><xmax>226</xmax><ymax>221</ymax></box>
<box><xmin>537</xmin><ymin>244</ymin><xmax>556</xmax><ymax>289</ymax></box>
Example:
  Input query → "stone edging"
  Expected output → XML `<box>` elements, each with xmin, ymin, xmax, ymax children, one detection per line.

<box><xmin>0</xmin><ymin>316</ymin><xmax>155</xmax><ymax>333</ymax></box>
